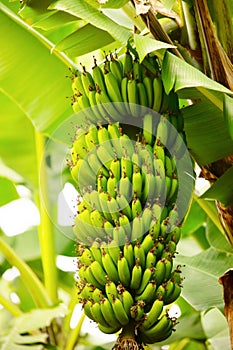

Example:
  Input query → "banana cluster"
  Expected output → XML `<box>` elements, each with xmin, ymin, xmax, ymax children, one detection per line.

<box><xmin>69</xmin><ymin>49</ymin><xmax>189</xmax><ymax>348</ymax></box>
<box><xmin>70</xmin><ymin>50</ymin><xmax>178</xmax><ymax>121</ymax></box>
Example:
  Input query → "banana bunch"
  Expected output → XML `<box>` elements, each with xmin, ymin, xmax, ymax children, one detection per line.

<box><xmin>69</xmin><ymin>46</ymin><xmax>192</xmax><ymax>349</ymax></box>
<box><xmin>70</xmin><ymin>50</ymin><xmax>179</xmax><ymax>121</ymax></box>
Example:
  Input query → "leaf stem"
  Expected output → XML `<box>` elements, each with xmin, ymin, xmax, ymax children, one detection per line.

<box><xmin>64</xmin><ymin>312</ymin><xmax>85</xmax><ymax>350</ymax></box>
<box><xmin>0</xmin><ymin>235</ymin><xmax>50</xmax><ymax>308</ymax></box>
<box><xmin>0</xmin><ymin>294</ymin><xmax>22</xmax><ymax>317</ymax></box>
<box><xmin>35</xmin><ymin>130</ymin><xmax>58</xmax><ymax>304</ymax></box>
<box><xmin>62</xmin><ymin>287</ymin><xmax>80</xmax><ymax>337</ymax></box>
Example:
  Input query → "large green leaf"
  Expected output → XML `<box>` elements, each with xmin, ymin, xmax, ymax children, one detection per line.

<box><xmin>0</xmin><ymin>5</ymin><xmax>73</xmax><ymax>136</ymax></box>
<box><xmin>201</xmin><ymin>308</ymin><xmax>231</xmax><ymax>349</ymax></box>
<box><xmin>206</xmin><ymin>218</ymin><xmax>232</xmax><ymax>254</ymax></box>
<box><xmin>176</xmin><ymin>247</ymin><xmax>233</xmax><ymax>311</ymax></box>
<box><xmin>200</xmin><ymin>165</ymin><xmax>233</xmax><ymax>207</ymax></box>
<box><xmin>162</xmin><ymin>52</ymin><xmax>232</xmax><ymax>96</ymax></box>
<box><xmin>0</xmin><ymin>93</ymin><xmax>37</xmax><ymax>186</ymax></box>
<box><xmin>182</xmin><ymin>97</ymin><xmax>233</xmax><ymax>165</ymax></box>
<box><xmin>181</xmin><ymin>198</ymin><xmax>206</xmax><ymax>237</ymax></box>
<box><xmin>49</xmin><ymin>0</ymin><xmax>131</xmax><ymax>44</ymax></box>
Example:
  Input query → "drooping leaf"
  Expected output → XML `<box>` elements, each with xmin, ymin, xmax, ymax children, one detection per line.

<box><xmin>0</xmin><ymin>177</ymin><xmax>19</xmax><ymax>207</ymax></box>
<box><xmin>176</xmin><ymin>247</ymin><xmax>233</xmax><ymax>311</ymax></box>
<box><xmin>162</xmin><ymin>52</ymin><xmax>232</xmax><ymax>96</ymax></box>
<box><xmin>49</xmin><ymin>0</ymin><xmax>131</xmax><ymax>44</ymax></box>
<box><xmin>134</xmin><ymin>33</ymin><xmax>176</xmax><ymax>62</ymax></box>
<box><xmin>200</xmin><ymin>165</ymin><xmax>233</xmax><ymax>207</ymax></box>
<box><xmin>55</xmin><ymin>23</ymin><xmax>114</xmax><ymax>56</ymax></box>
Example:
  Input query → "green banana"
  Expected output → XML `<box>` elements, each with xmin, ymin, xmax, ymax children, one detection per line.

<box><xmin>127</xmin><ymin>78</ymin><xmax>139</xmax><ymax>117</ymax></box>
<box><xmin>107</xmin><ymin>122</ymin><xmax>122</xmax><ymax>158</ymax></box>
<box><xmin>88</xmin><ymin>152</ymin><xmax>108</xmax><ymax>178</ymax></box>
<box><xmin>97</xmin><ymin>124</ymin><xmax>110</xmax><ymax>144</ymax></box>
<box><xmin>98</xmin><ymin>323</ymin><xmax>121</xmax><ymax>334</ymax></box>
<box><xmin>131</xmin><ymin>196</ymin><xmax>143</xmax><ymax>219</ymax></box>
<box><xmin>105</xmin><ymin>280</ymin><xmax>118</xmax><ymax>302</ymax></box>
<box><xmin>133</xmin><ymin>59</ymin><xmax>142</xmax><ymax>81</ymax></box>
<box><xmin>153</xmin><ymin>259</ymin><xmax>166</xmax><ymax>286</ymax></box>
<box><xmin>112</xmin><ymin>297</ymin><xmax>129</xmax><ymax>326</ymax></box>
<box><xmin>156</xmin><ymin>116</ymin><xmax>169</xmax><ymax>147</ymax></box>
<box><xmin>145</xmin><ymin>249</ymin><xmax>157</xmax><ymax>268</ymax></box>
<box><xmin>136</xmin><ymin>267</ymin><xmax>154</xmax><ymax>295</ymax></box>
<box><xmin>120</xmin><ymin>289</ymin><xmax>134</xmax><ymax>318</ymax></box>
<box><xmin>85</xmin><ymin>265</ymin><xmax>104</xmax><ymax>290</ymax></box>
<box><xmin>96</xmin><ymin>144</ymin><xmax>114</xmax><ymax>170</ymax></box>
<box><xmin>100</xmin><ymin>297</ymin><xmax>122</xmax><ymax>328</ymax></box>
<box><xmin>119</xmin><ymin>213</ymin><xmax>131</xmax><ymax>239</ymax></box>
<box><xmin>143</xmin><ymin>113</ymin><xmax>155</xmax><ymax>146</ymax></box>
<box><xmin>107</xmin><ymin>172</ymin><xmax>118</xmax><ymax>198</ymax></box>
<box><xmin>141</xmin><ymin>205</ymin><xmax>153</xmax><ymax>234</ymax></box>
<box><xmin>135</xmin><ymin>280</ymin><xmax>157</xmax><ymax>303</ymax></box>
<box><xmin>107</xmin><ymin>240</ymin><xmax>121</xmax><ymax>266</ymax></box>
<box><xmin>139</xmin><ymin>299</ymin><xmax>164</xmax><ymax>331</ymax></box>
<box><xmin>152</xmin><ymin>77</ymin><xmax>163</xmax><ymax>112</ymax></box>
<box><xmin>137</xmin><ymin>82</ymin><xmax>148</xmax><ymax>108</ymax></box>
<box><xmin>72</xmin><ymin>72</ymin><xmax>85</xmax><ymax>94</ymax></box>
<box><xmin>102</xmin><ymin>250</ymin><xmax>119</xmax><ymax>283</ymax></box>
<box><xmin>143</xmin><ymin>76</ymin><xmax>153</xmax><ymax>108</ymax></box>
<box><xmin>89</xmin><ymin>260</ymin><xmax>107</xmax><ymax>286</ymax></box>
<box><xmin>110</xmin><ymin>55</ymin><xmax>123</xmax><ymax>84</ymax></box>
<box><xmin>107</xmin><ymin>196</ymin><xmax>120</xmax><ymax>222</ymax></box>
<box><xmin>81</xmin><ymin>67</ymin><xmax>95</xmax><ymax>96</ymax></box>
<box><xmin>141</xmin><ymin>233</ymin><xmax>155</xmax><ymax>254</ymax></box>
<box><xmin>123</xmin><ymin>49</ymin><xmax>133</xmax><ymax>76</ymax></box>
<box><xmin>131</xmin><ymin>215</ymin><xmax>144</xmax><ymax>242</ymax></box>
<box><xmin>130</xmin><ymin>300</ymin><xmax>145</xmax><ymax>321</ymax></box>
<box><xmin>118</xmin><ymin>254</ymin><xmax>131</xmax><ymax>287</ymax></box>
<box><xmin>92</xmin><ymin>58</ymin><xmax>107</xmax><ymax>94</ymax></box>
<box><xmin>123</xmin><ymin>242</ymin><xmax>134</xmax><ymax>271</ymax></box>
<box><xmin>121</xmin><ymin>155</ymin><xmax>133</xmax><ymax>180</ymax></box>
<box><xmin>139</xmin><ymin>314</ymin><xmax>174</xmax><ymax>343</ymax></box>
<box><xmin>83</xmin><ymin>299</ymin><xmax>95</xmax><ymax>320</ymax></box>
<box><xmin>116</xmin><ymin>192</ymin><xmax>132</xmax><ymax>220</ymax></box>
<box><xmin>134</xmin><ymin>241</ymin><xmax>146</xmax><ymax>269</ymax></box>
<box><xmin>90</xmin><ymin>301</ymin><xmax>109</xmax><ymax>327</ymax></box>
<box><xmin>119</xmin><ymin>172</ymin><xmax>133</xmax><ymax>202</ymax></box>
<box><xmin>90</xmin><ymin>241</ymin><xmax>103</xmax><ymax>265</ymax></box>
<box><xmin>130</xmin><ymin>260</ymin><xmax>142</xmax><ymax>290</ymax></box>
<box><xmin>132</xmin><ymin>167</ymin><xmax>143</xmax><ymax>198</ymax></box>
<box><xmin>97</xmin><ymin>174</ymin><xmax>108</xmax><ymax>193</ymax></box>
<box><xmin>110</xmin><ymin>158</ymin><xmax>121</xmax><ymax>181</ymax></box>
<box><xmin>104</xmin><ymin>70</ymin><xmax>122</xmax><ymax>100</ymax></box>
<box><xmin>113</xmin><ymin>225</ymin><xmax>127</xmax><ymax>247</ymax></box>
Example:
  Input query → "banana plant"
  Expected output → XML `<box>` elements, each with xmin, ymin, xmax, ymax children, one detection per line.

<box><xmin>0</xmin><ymin>0</ymin><xmax>232</xmax><ymax>349</ymax></box>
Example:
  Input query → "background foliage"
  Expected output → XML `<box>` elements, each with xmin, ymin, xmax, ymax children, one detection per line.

<box><xmin>0</xmin><ymin>0</ymin><xmax>232</xmax><ymax>349</ymax></box>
